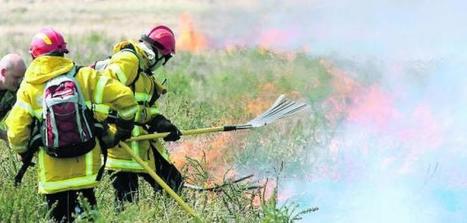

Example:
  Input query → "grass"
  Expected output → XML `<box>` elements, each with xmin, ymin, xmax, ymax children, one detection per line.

<box><xmin>0</xmin><ymin>31</ymin><xmax>335</xmax><ymax>222</ymax></box>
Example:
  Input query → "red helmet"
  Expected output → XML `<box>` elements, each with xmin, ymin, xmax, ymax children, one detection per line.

<box><xmin>141</xmin><ymin>25</ymin><xmax>176</xmax><ymax>56</ymax></box>
<box><xmin>30</xmin><ymin>27</ymin><xmax>69</xmax><ymax>58</ymax></box>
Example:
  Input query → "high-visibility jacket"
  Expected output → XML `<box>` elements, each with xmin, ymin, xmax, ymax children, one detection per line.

<box><xmin>5</xmin><ymin>56</ymin><xmax>138</xmax><ymax>194</ymax></box>
<box><xmin>100</xmin><ymin>40</ymin><xmax>171</xmax><ymax>173</ymax></box>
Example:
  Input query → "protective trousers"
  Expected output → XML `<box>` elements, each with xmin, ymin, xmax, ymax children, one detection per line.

<box><xmin>108</xmin><ymin>171</ymin><xmax>159</xmax><ymax>209</ymax></box>
<box><xmin>108</xmin><ymin>148</ymin><xmax>184</xmax><ymax>208</ymax></box>
<box><xmin>45</xmin><ymin>188</ymin><xmax>96</xmax><ymax>222</ymax></box>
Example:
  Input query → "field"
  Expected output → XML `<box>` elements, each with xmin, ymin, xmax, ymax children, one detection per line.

<box><xmin>0</xmin><ymin>1</ymin><xmax>334</xmax><ymax>222</ymax></box>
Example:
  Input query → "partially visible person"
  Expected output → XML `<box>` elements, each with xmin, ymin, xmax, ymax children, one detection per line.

<box><xmin>0</xmin><ymin>53</ymin><xmax>26</xmax><ymax>141</ymax></box>
<box><xmin>6</xmin><ymin>27</ymin><xmax>138</xmax><ymax>222</ymax></box>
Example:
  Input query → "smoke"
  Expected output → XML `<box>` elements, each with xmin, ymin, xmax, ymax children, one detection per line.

<box><xmin>196</xmin><ymin>0</ymin><xmax>467</xmax><ymax>222</ymax></box>
<box><xmin>296</xmin><ymin>60</ymin><xmax>467</xmax><ymax>222</ymax></box>
<box><xmin>207</xmin><ymin>0</ymin><xmax>466</xmax><ymax>60</ymax></box>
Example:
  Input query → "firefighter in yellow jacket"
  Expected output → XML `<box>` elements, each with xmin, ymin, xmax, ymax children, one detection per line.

<box><xmin>94</xmin><ymin>25</ymin><xmax>183</xmax><ymax>206</ymax></box>
<box><xmin>6</xmin><ymin>27</ymin><xmax>138</xmax><ymax>222</ymax></box>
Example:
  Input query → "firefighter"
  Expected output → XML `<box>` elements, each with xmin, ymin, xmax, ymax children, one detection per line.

<box><xmin>93</xmin><ymin>25</ymin><xmax>183</xmax><ymax>207</ymax></box>
<box><xmin>6</xmin><ymin>27</ymin><xmax>138</xmax><ymax>222</ymax></box>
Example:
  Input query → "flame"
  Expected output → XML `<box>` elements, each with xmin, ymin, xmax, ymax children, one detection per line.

<box><xmin>177</xmin><ymin>13</ymin><xmax>207</xmax><ymax>52</ymax></box>
<box><xmin>171</xmin><ymin>133</ymin><xmax>237</xmax><ymax>184</ymax></box>
<box><xmin>169</xmin><ymin>81</ymin><xmax>307</xmax><ymax>194</ymax></box>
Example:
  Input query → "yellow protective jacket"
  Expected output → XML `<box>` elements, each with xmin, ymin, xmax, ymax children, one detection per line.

<box><xmin>6</xmin><ymin>56</ymin><xmax>138</xmax><ymax>194</ymax></box>
<box><xmin>102</xmin><ymin>40</ymin><xmax>170</xmax><ymax>173</ymax></box>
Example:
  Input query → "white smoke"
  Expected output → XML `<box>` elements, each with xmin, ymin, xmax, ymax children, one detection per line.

<box><xmin>207</xmin><ymin>0</ymin><xmax>467</xmax><ymax>222</ymax></box>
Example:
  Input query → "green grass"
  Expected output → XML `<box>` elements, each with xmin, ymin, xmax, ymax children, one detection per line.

<box><xmin>0</xmin><ymin>32</ymin><xmax>334</xmax><ymax>222</ymax></box>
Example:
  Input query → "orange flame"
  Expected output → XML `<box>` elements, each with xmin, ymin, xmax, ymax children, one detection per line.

<box><xmin>169</xmin><ymin>82</ymin><xmax>305</xmax><ymax>189</ymax></box>
<box><xmin>171</xmin><ymin>133</ymin><xmax>238</xmax><ymax>184</ymax></box>
<box><xmin>177</xmin><ymin>13</ymin><xmax>207</xmax><ymax>52</ymax></box>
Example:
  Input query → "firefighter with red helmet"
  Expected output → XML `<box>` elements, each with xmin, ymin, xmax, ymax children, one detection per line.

<box><xmin>93</xmin><ymin>25</ymin><xmax>184</xmax><ymax>207</ymax></box>
<box><xmin>6</xmin><ymin>27</ymin><xmax>138</xmax><ymax>221</ymax></box>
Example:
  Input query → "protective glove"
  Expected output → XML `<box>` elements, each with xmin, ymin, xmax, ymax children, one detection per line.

<box><xmin>100</xmin><ymin>129</ymin><xmax>118</xmax><ymax>148</ymax></box>
<box><xmin>114</xmin><ymin>118</ymin><xmax>134</xmax><ymax>143</ymax></box>
<box><xmin>99</xmin><ymin>129</ymin><xmax>132</xmax><ymax>149</ymax></box>
<box><xmin>148</xmin><ymin>115</ymin><xmax>181</xmax><ymax>142</ymax></box>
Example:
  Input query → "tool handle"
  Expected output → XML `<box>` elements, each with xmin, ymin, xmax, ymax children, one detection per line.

<box><xmin>119</xmin><ymin>142</ymin><xmax>203</xmax><ymax>222</ymax></box>
<box><xmin>126</xmin><ymin>125</ymin><xmax>240</xmax><ymax>142</ymax></box>
<box><xmin>14</xmin><ymin>146</ymin><xmax>39</xmax><ymax>186</ymax></box>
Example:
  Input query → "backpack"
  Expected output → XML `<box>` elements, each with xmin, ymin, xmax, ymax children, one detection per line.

<box><xmin>40</xmin><ymin>66</ymin><xmax>96</xmax><ymax>158</ymax></box>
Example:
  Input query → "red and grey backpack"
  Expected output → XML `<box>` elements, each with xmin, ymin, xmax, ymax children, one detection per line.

<box><xmin>40</xmin><ymin>66</ymin><xmax>96</xmax><ymax>157</ymax></box>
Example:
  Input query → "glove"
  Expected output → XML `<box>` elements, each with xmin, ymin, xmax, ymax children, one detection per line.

<box><xmin>99</xmin><ymin>128</ymin><xmax>132</xmax><ymax>149</ymax></box>
<box><xmin>100</xmin><ymin>129</ymin><xmax>118</xmax><ymax>148</ymax></box>
<box><xmin>99</xmin><ymin>118</ymin><xmax>136</xmax><ymax>148</ymax></box>
<box><xmin>114</xmin><ymin>118</ymin><xmax>134</xmax><ymax>143</ymax></box>
<box><xmin>148</xmin><ymin>115</ymin><xmax>181</xmax><ymax>142</ymax></box>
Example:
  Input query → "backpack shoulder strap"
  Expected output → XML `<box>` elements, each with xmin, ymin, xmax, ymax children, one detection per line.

<box><xmin>64</xmin><ymin>65</ymin><xmax>87</xmax><ymax>105</ymax></box>
<box><xmin>120</xmin><ymin>47</ymin><xmax>141</xmax><ymax>90</ymax></box>
<box><xmin>148</xmin><ymin>78</ymin><xmax>160</xmax><ymax>106</ymax></box>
